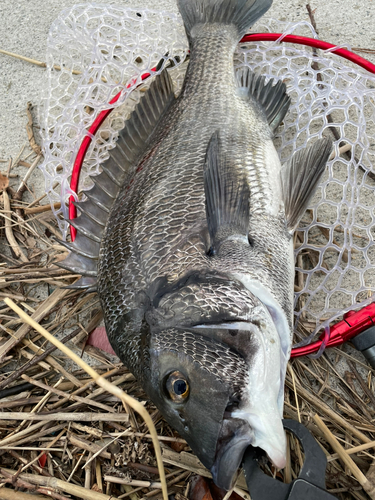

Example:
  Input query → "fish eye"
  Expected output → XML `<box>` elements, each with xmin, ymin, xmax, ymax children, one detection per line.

<box><xmin>165</xmin><ymin>371</ymin><xmax>189</xmax><ymax>403</ymax></box>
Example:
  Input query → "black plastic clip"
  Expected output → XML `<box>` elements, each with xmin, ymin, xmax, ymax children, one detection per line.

<box><xmin>242</xmin><ymin>419</ymin><xmax>337</xmax><ymax>500</ymax></box>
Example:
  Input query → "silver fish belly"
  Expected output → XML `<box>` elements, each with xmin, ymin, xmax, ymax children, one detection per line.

<box><xmin>60</xmin><ymin>0</ymin><xmax>333</xmax><ymax>490</ymax></box>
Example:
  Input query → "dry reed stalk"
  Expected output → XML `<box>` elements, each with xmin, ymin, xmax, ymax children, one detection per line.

<box><xmin>285</xmin><ymin>379</ymin><xmax>374</xmax><ymax>445</ymax></box>
<box><xmin>21</xmin><ymin>374</ymin><xmax>117</xmax><ymax>412</ymax></box>
<box><xmin>0</xmin><ymin>287</ymin><xmax>72</xmax><ymax>362</ymax></box>
<box><xmin>14</xmin><ymin>203</ymin><xmax>62</xmax><ymax>215</ymax></box>
<box><xmin>0</xmin><ymin>469</ymin><xmax>118</xmax><ymax>500</ymax></box>
<box><xmin>313</xmin><ymin>415</ymin><xmax>375</xmax><ymax>498</ymax></box>
<box><xmin>0</xmin><ymin>121</ymin><xmax>373</xmax><ymax>500</ymax></box>
<box><xmin>3</xmin><ymin>298</ymin><xmax>169</xmax><ymax>500</ymax></box>
<box><xmin>328</xmin><ymin>440</ymin><xmax>375</xmax><ymax>462</ymax></box>
<box><xmin>20</xmin><ymin>428</ymin><xmax>66</xmax><ymax>473</ymax></box>
<box><xmin>0</xmin><ymin>413</ymin><xmax>130</xmax><ymax>422</ymax></box>
<box><xmin>0</xmin><ymin>487</ymin><xmax>46</xmax><ymax>500</ymax></box>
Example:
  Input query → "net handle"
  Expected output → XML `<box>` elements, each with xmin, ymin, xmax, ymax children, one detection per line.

<box><xmin>68</xmin><ymin>33</ymin><xmax>375</xmax><ymax>240</ymax></box>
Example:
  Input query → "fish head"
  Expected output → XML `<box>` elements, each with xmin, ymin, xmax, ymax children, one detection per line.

<box><xmin>146</xmin><ymin>315</ymin><xmax>287</xmax><ymax>490</ymax></box>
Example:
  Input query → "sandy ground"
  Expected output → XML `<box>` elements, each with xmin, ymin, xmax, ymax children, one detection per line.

<box><xmin>1</xmin><ymin>0</ymin><xmax>375</xmax><ymax>162</ymax></box>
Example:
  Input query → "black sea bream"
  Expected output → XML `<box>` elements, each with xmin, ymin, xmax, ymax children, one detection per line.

<box><xmin>60</xmin><ymin>0</ymin><xmax>332</xmax><ymax>489</ymax></box>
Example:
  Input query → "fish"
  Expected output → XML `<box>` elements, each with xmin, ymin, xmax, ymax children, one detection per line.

<box><xmin>59</xmin><ymin>0</ymin><xmax>333</xmax><ymax>490</ymax></box>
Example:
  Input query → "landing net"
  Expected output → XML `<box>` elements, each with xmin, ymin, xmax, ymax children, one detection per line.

<box><xmin>38</xmin><ymin>5</ymin><xmax>375</xmax><ymax>332</ymax></box>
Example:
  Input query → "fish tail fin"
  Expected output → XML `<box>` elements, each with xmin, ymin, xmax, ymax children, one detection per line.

<box><xmin>177</xmin><ymin>0</ymin><xmax>273</xmax><ymax>40</ymax></box>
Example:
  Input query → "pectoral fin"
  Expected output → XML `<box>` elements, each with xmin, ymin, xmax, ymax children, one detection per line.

<box><xmin>281</xmin><ymin>138</ymin><xmax>333</xmax><ymax>231</ymax></box>
<box><xmin>203</xmin><ymin>131</ymin><xmax>250</xmax><ymax>252</ymax></box>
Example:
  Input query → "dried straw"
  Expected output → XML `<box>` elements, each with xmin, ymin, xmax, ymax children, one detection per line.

<box><xmin>4</xmin><ymin>298</ymin><xmax>168</xmax><ymax>500</ymax></box>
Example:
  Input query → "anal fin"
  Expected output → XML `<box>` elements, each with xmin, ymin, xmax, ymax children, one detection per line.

<box><xmin>281</xmin><ymin>138</ymin><xmax>333</xmax><ymax>231</ymax></box>
<box><xmin>204</xmin><ymin>131</ymin><xmax>250</xmax><ymax>253</ymax></box>
<box><xmin>64</xmin><ymin>276</ymin><xmax>97</xmax><ymax>292</ymax></box>
<box><xmin>236</xmin><ymin>68</ymin><xmax>291</xmax><ymax>133</ymax></box>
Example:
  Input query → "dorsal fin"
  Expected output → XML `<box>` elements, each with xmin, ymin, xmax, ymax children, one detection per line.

<box><xmin>281</xmin><ymin>138</ymin><xmax>333</xmax><ymax>232</ymax></box>
<box><xmin>236</xmin><ymin>67</ymin><xmax>290</xmax><ymax>133</ymax></box>
<box><xmin>204</xmin><ymin>131</ymin><xmax>250</xmax><ymax>253</ymax></box>
<box><xmin>58</xmin><ymin>69</ymin><xmax>176</xmax><ymax>288</ymax></box>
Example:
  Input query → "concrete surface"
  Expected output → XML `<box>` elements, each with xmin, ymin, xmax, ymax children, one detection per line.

<box><xmin>0</xmin><ymin>0</ymin><xmax>374</xmax><ymax>161</ymax></box>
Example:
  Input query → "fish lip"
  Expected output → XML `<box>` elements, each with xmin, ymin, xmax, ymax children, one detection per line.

<box><xmin>210</xmin><ymin>411</ymin><xmax>287</xmax><ymax>490</ymax></box>
<box><xmin>210</xmin><ymin>417</ymin><xmax>253</xmax><ymax>491</ymax></box>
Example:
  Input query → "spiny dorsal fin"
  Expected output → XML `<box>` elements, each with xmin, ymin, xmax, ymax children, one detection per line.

<box><xmin>236</xmin><ymin>67</ymin><xmax>291</xmax><ymax>133</ymax></box>
<box><xmin>281</xmin><ymin>138</ymin><xmax>333</xmax><ymax>232</ymax></box>
<box><xmin>57</xmin><ymin>69</ymin><xmax>176</xmax><ymax>287</ymax></box>
<box><xmin>204</xmin><ymin>131</ymin><xmax>250</xmax><ymax>253</ymax></box>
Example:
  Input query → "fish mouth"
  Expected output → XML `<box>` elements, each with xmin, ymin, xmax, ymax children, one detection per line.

<box><xmin>210</xmin><ymin>414</ymin><xmax>253</xmax><ymax>490</ymax></box>
<box><xmin>210</xmin><ymin>408</ymin><xmax>287</xmax><ymax>491</ymax></box>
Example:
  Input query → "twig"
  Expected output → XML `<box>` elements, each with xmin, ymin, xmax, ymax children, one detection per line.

<box><xmin>306</xmin><ymin>4</ymin><xmax>319</xmax><ymax>34</ymax></box>
<box><xmin>3</xmin><ymin>298</ymin><xmax>168</xmax><ymax>500</ymax></box>
<box><xmin>285</xmin><ymin>379</ymin><xmax>374</xmax><ymax>445</ymax></box>
<box><xmin>0</xmin><ymin>49</ymin><xmax>81</xmax><ymax>75</ymax></box>
<box><xmin>109</xmin><ymin>432</ymin><xmax>186</xmax><ymax>444</ymax></box>
<box><xmin>67</xmin><ymin>451</ymin><xmax>86</xmax><ymax>483</ymax></box>
<box><xmin>144</xmin><ymin>471</ymin><xmax>191</xmax><ymax>498</ymax></box>
<box><xmin>50</xmin><ymin>372</ymin><xmax>132</xmax><ymax>413</ymax></box>
<box><xmin>47</xmin><ymin>367</ymin><xmax>125</xmax><ymax>411</ymax></box>
<box><xmin>0</xmin><ymin>487</ymin><xmax>45</xmax><ymax>500</ymax></box>
<box><xmin>83</xmin><ymin>428</ymin><xmax>132</xmax><ymax>470</ymax></box>
<box><xmin>21</xmin><ymin>428</ymin><xmax>66</xmax><ymax>473</ymax></box>
<box><xmin>3</xmin><ymin>190</ymin><xmax>29</xmax><ymax>263</ymax></box>
<box><xmin>26</xmin><ymin>103</ymin><xmax>42</xmax><ymax>156</ymax></box>
<box><xmin>35</xmin><ymin>218</ymin><xmax>63</xmax><ymax>240</ymax></box>
<box><xmin>287</xmin><ymin>364</ymin><xmax>301</xmax><ymax>422</ymax></box>
<box><xmin>2</xmin><ymin>423</ymin><xmax>66</xmax><ymax>449</ymax></box>
<box><xmin>104</xmin><ymin>477</ymin><xmax>163</xmax><ymax>488</ymax></box>
<box><xmin>11</xmin><ymin>203</ymin><xmax>62</xmax><ymax>215</ymax></box>
<box><xmin>26</xmin><ymin>181</ymin><xmax>59</xmax><ymax>208</ymax></box>
<box><xmin>17</xmin><ymin>155</ymin><xmax>42</xmax><ymax>193</ymax></box>
<box><xmin>22</xmin><ymin>338</ymin><xmax>83</xmax><ymax>388</ymax></box>
<box><xmin>68</xmin><ymin>433</ymin><xmax>112</xmax><ymax>459</ymax></box>
<box><xmin>352</xmin><ymin>47</ymin><xmax>375</xmax><ymax>54</ymax></box>
<box><xmin>7</xmin><ymin>449</ymin><xmax>50</xmax><ymax>476</ymax></box>
<box><xmin>0</xmin><ymin>421</ymin><xmax>47</xmax><ymax>447</ymax></box>
<box><xmin>329</xmin><ymin>143</ymin><xmax>352</xmax><ymax>161</ymax></box>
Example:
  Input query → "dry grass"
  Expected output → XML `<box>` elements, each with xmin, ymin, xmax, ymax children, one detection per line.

<box><xmin>0</xmin><ymin>87</ymin><xmax>374</xmax><ymax>500</ymax></box>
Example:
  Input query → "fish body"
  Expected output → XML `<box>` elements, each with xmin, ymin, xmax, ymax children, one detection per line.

<box><xmin>60</xmin><ymin>0</ymin><xmax>332</xmax><ymax>490</ymax></box>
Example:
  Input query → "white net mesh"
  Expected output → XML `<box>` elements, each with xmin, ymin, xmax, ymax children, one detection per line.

<box><xmin>39</xmin><ymin>4</ymin><xmax>188</xmax><ymax>229</ymax></box>
<box><xmin>39</xmin><ymin>5</ymin><xmax>375</xmax><ymax>335</ymax></box>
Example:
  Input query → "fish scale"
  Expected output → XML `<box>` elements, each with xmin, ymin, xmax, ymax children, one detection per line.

<box><xmin>98</xmin><ymin>30</ymin><xmax>290</xmax><ymax>340</ymax></box>
<box><xmin>60</xmin><ymin>0</ymin><xmax>333</xmax><ymax>490</ymax></box>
